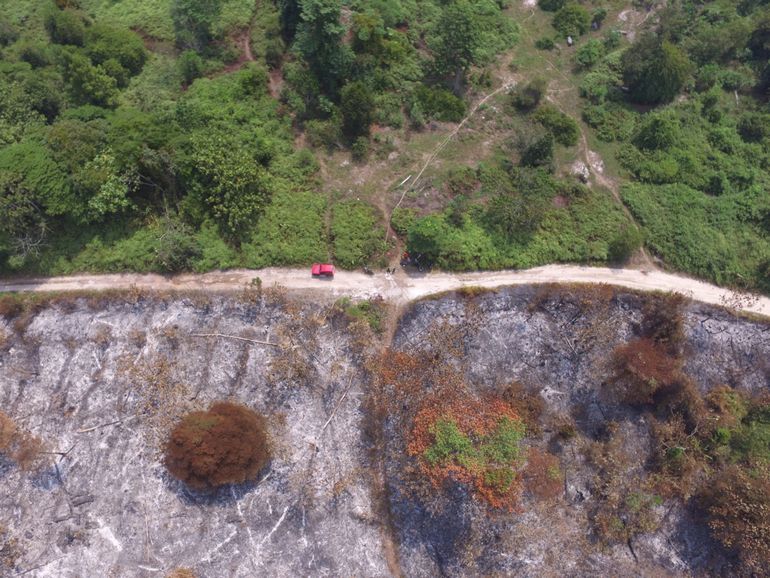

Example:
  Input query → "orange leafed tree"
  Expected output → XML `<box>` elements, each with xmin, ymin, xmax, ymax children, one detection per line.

<box><xmin>164</xmin><ymin>402</ymin><xmax>269</xmax><ymax>490</ymax></box>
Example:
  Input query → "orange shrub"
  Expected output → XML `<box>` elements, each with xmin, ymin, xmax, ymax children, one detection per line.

<box><xmin>164</xmin><ymin>402</ymin><xmax>269</xmax><ymax>490</ymax></box>
<box><xmin>524</xmin><ymin>448</ymin><xmax>562</xmax><ymax>501</ymax></box>
<box><xmin>612</xmin><ymin>338</ymin><xmax>681</xmax><ymax>405</ymax></box>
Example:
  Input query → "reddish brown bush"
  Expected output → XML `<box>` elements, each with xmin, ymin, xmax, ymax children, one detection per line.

<box><xmin>524</xmin><ymin>448</ymin><xmax>562</xmax><ymax>501</ymax></box>
<box><xmin>167</xmin><ymin>569</ymin><xmax>196</xmax><ymax>578</ymax></box>
<box><xmin>0</xmin><ymin>411</ymin><xmax>46</xmax><ymax>472</ymax></box>
<box><xmin>699</xmin><ymin>465</ymin><xmax>770</xmax><ymax>575</ymax></box>
<box><xmin>502</xmin><ymin>381</ymin><xmax>545</xmax><ymax>435</ymax></box>
<box><xmin>0</xmin><ymin>413</ymin><xmax>17</xmax><ymax>451</ymax></box>
<box><xmin>164</xmin><ymin>402</ymin><xmax>269</xmax><ymax>490</ymax></box>
<box><xmin>611</xmin><ymin>338</ymin><xmax>681</xmax><ymax>405</ymax></box>
<box><xmin>641</xmin><ymin>293</ymin><xmax>687</xmax><ymax>352</ymax></box>
<box><xmin>0</xmin><ymin>296</ymin><xmax>23</xmax><ymax>320</ymax></box>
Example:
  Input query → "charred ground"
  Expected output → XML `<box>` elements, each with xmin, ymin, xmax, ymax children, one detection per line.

<box><xmin>0</xmin><ymin>285</ymin><xmax>768</xmax><ymax>577</ymax></box>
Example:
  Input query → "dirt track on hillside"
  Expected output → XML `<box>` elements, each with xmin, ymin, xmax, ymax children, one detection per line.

<box><xmin>2</xmin><ymin>265</ymin><xmax>768</xmax><ymax>317</ymax></box>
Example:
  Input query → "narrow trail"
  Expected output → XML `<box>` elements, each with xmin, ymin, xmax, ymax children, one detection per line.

<box><xmin>384</xmin><ymin>79</ymin><xmax>517</xmax><ymax>244</ymax></box>
<box><xmin>2</xmin><ymin>265</ymin><xmax>768</xmax><ymax>317</ymax></box>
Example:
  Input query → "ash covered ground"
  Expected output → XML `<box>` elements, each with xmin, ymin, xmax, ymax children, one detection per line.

<box><xmin>0</xmin><ymin>291</ymin><xmax>389</xmax><ymax>577</ymax></box>
<box><xmin>0</xmin><ymin>286</ymin><xmax>768</xmax><ymax>577</ymax></box>
<box><xmin>385</xmin><ymin>286</ymin><xmax>770</xmax><ymax>577</ymax></box>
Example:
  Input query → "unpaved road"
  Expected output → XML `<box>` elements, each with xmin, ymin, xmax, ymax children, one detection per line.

<box><xmin>1</xmin><ymin>265</ymin><xmax>768</xmax><ymax>317</ymax></box>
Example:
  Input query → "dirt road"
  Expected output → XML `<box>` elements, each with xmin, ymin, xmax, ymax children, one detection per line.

<box><xmin>1</xmin><ymin>265</ymin><xmax>768</xmax><ymax>317</ymax></box>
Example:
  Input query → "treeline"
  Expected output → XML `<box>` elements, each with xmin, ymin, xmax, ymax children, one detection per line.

<box><xmin>0</xmin><ymin>0</ymin><xmax>515</xmax><ymax>274</ymax></box>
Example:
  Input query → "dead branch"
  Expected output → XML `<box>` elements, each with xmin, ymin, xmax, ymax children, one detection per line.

<box><xmin>320</xmin><ymin>375</ymin><xmax>355</xmax><ymax>436</ymax></box>
<box><xmin>77</xmin><ymin>419</ymin><xmax>123</xmax><ymax>434</ymax></box>
<box><xmin>191</xmin><ymin>333</ymin><xmax>281</xmax><ymax>347</ymax></box>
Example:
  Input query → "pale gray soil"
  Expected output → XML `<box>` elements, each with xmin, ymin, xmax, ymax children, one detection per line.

<box><xmin>0</xmin><ymin>294</ymin><xmax>388</xmax><ymax>578</ymax></box>
<box><xmin>0</xmin><ymin>286</ymin><xmax>768</xmax><ymax>577</ymax></box>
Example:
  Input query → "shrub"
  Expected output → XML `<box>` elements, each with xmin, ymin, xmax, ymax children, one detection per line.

<box><xmin>0</xmin><ymin>411</ymin><xmax>46</xmax><ymax>472</ymax></box>
<box><xmin>611</xmin><ymin>338</ymin><xmax>681</xmax><ymax>405</ymax></box>
<box><xmin>154</xmin><ymin>216</ymin><xmax>202</xmax><ymax>272</ymax></box>
<box><xmin>552</xmin><ymin>4</ymin><xmax>591</xmax><ymax>37</ymax></box>
<box><xmin>582</xmin><ymin>103</ymin><xmax>637</xmax><ymax>141</ymax></box>
<box><xmin>621</xmin><ymin>35</ymin><xmax>692</xmax><ymax>105</ymax></box>
<box><xmin>525</xmin><ymin>448</ymin><xmax>562</xmax><ymax>500</ymax></box>
<box><xmin>511</xmin><ymin>78</ymin><xmax>546</xmax><ymax>111</ymax></box>
<box><xmin>699</xmin><ymin>465</ymin><xmax>770</xmax><ymax>575</ymax></box>
<box><xmin>519</xmin><ymin>130</ymin><xmax>554</xmax><ymax>168</ymax></box>
<box><xmin>305</xmin><ymin>118</ymin><xmax>342</xmax><ymax>150</ymax></box>
<box><xmin>18</xmin><ymin>42</ymin><xmax>51</xmax><ymax>68</ymax></box>
<box><xmin>414</xmin><ymin>85</ymin><xmax>467</xmax><ymax>122</ymax></box>
<box><xmin>331</xmin><ymin>200</ymin><xmax>385</xmax><ymax>268</ymax></box>
<box><xmin>340</xmin><ymin>81</ymin><xmax>375</xmax><ymax>140</ymax></box>
<box><xmin>167</xmin><ymin>570</ymin><xmax>196</xmax><ymax>578</ymax></box>
<box><xmin>535</xmin><ymin>37</ymin><xmax>555</xmax><ymax>50</ymax></box>
<box><xmin>445</xmin><ymin>165</ymin><xmax>477</xmax><ymax>196</ymax></box>
<box><xmin>607</xmin><ymin>226</ymin><xmax>643</xmax><ymax>263</ymax></box>
<box><xmin>575</xmin><ymin>39</ymin><xmax>605</xmax><ymax>69</ymax></box>
<box><xmin>46</xmin><ymin>9</ymin><xmax>86</xmax><ymax>46</ymax></box>
<box><xmin>351</xmin><ymin>136</ymin><xmax>370</xmax><ymax>162</ymax></box>
<box><xmin>390</xmin><ymin>207</ymin><xmax>417</xmax><ymax>237</ymax></box>
<box><xmin>164</xmin><ymin>402</ymin><xmax>270</xmax><ymax>490</ymax></box>
<box><xmin>0</xmin><ymin>17</ymin><xmax>18</xmax><ymax>47</ymax></box>
<box><xmin>592</xmin><ymin>8</ymin><xmax>608</xmax><ymax>29</ymax></box>
<box><xmin>533</xmin><ymin>105</ymin><xmax>579</xmax><ymax>146</ymax></box>
<box><xmin>640</xmin><ymin>293</ymin><xmax>686</xmax><ymax>351</ymax></box>
<box><xmin>538</xmin><ymin>0</ymin><xmax>565</xmax><ymax>11</ymax></box>
<box><xmin>408</xmin><ymin>395</ymin><xmax>527</xmax><ymax>509</ymax></box>
<box><xmin>178</xmin><ymin>50</ymin><xmax>204</xmax><ymax>84</ymax></box>
<box><xmin>84</xmin><ymin>23</ymin><xmax>147</xmax><ymax>76</ymax></box>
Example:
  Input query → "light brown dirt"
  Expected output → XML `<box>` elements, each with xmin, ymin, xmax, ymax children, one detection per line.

<box><xmin>2</xmin><ymin>265</ymin><xmax>768</xmax><ymax>317</ymax></box>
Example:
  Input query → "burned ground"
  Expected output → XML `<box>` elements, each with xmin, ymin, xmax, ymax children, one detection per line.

<box><xmin>0</xmin><ymin>286</ymin><xmax>768</xmax><ymax>577</ymax></box>
<box><xmin>384</xmin><ymin>286</ymin><xmax>770</xmax><ymax>577</ymax></box>
<box><xmin>0</xmin><ymin>291</ymin><xmax>388</xmax><ymax>577</ymax></box>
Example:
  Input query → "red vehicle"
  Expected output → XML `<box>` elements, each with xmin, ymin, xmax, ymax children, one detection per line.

<box><xmin>311</xmin><ymin>263</ymin><xmax>335</xmax><ymax>277</ymax></box>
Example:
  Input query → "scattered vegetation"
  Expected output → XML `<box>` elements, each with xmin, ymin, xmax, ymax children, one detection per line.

<box><xmin>164</xmin><ymin>402</ymin><xmax>270</xmax><ymax>490</ymax></box>
<box><xmin>335</xmin><ymin>296</ymin><xmax>386</xmax><ymax>334</ymax></box>
<box><xmin>408</xmin><ymin>395</ymin><xmax>526</xmax><ymax>509</ymax></box>
<box><xmin>0</xmin><ymin>411</ymin><xmax>46</xmax><ymax>472</ymax></box>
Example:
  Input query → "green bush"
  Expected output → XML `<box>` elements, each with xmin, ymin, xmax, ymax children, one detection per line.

<box><xmin>533</xmin><ymin>105</ymin><xmax>579</xmax><ymax>146</ymax></box>
<box><xmin>84</xmin><ymin>24</ymin><xmax>147</xmax><ymax>75</ymax></box>
<box><xmin>622</xmin><ymin>35</ymin><xmax>693</xmax><ymax>105</ymax></box>
<box><xmin>0</xmin><ymin>17</ymin><xmax>18</xmax><ymax>47</ymax></box>
<box><xmin>622</xmin><ymin>183</ymin><xmax>770</xmax><ymax>290</ymax></box>
<box><xmin>243</xmin><ymin>190</ymin><xmax>328</xmax><ymax>268</ymax></box>
<box><xmin>351</xmin><ymin>136</ymin><xmax>370</xmax><ymax>162</ymax></box>
<box><xmin>608</xmin><ymin>226</ymin><xmax>643</xmax><ymax>263</ymax></box>
<box><xmin>552</xmin><ymin>4</ymin><xmax>591</xmax><ymax>37</ymax></box>
<box><xmin>178</xmin><ymin>50</ymin><xmax>204</xmax><ymax>84</ymax></box>
<box><xmin>46</xmin><ymin>9</ymin><xmax>86</xmax><ymax>46</ymax></box>
<box><xmin>154</xmin><ymin>216</ymin><xmax>202</xmax><ymax>272</ymax></box>
<box><xmin>535</xmin><ymin>37</ymin><xmax>555</xmax><ymax>50</ymax></box>
<box><xmin>575</xmin><ymin>39</ymin><xmax>605</xmax><ymax>69</ymax></box>
<box><xmin>390</xmin><ymin>207</ymin><xmax>417</xmax><ymax>237</ymax></box>
<box><xmin>331</xmin><ymin>200</ymin><xmax>385</xmax><ymax>268</ymax></box>
<box><xmin>341</xmin><ymin>80</ymin><xmax>375</xmax><ymax>139</ymax></box>
<box><xmin>305</xmin><ymin>118</ymin><xmax>342</xmax><ymax>150</ymax></box>
<box><xmin>538</xmin><ymin>0</ymin><xmax>565</xmax><ymax>12</ymax></box>
<box><xmin>414</xmin><ymin>85</ymin><xmax>467</xmax><ymax>122</ymax></box>
<box><xmin>511</xmin><ymin>78</ymin><xmax>546</xmax><ymax>111</ymax></box>
<box><xmin>582</xmin><ymin>103</ymin><xmax>638</xmax><ymax>142</ymax></box>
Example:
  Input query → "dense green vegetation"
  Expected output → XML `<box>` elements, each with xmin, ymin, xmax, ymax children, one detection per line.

<box><xmin>0</xmin><ymin>0</ymin><xmax>517</xmax><ymax>274</ymax></box>
<box><xmin>576</xmin><ymin>0</ymin><xmax>770</xmax><ymax>291</ymax></box>
<box><xmin>0</xmin><ymin>0</ymin><xmax>768</xmax><ymax>295</ymax></box>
